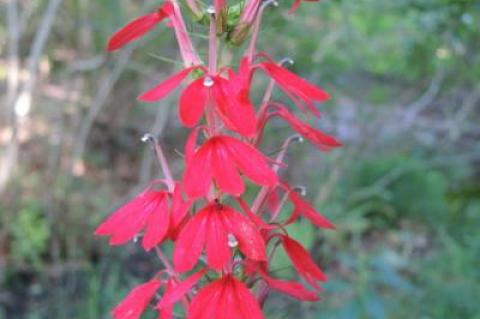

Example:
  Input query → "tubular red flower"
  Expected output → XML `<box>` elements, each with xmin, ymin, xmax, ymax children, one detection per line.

<box><xmin>187</xmin><ymin>275</ymin><xmax>265</xmax><ymax>319</ymax></box>
<box><xmin>140</xmin><ymin>70</ymin><xmax>257</xmax><ymax>137</ymax></box>
<box><xmin>257</xmin><ymin>61</ymin><xmax>330</xmax><ymax>116</ymax></box>
<box><xmin>112</xmin><ymin>279</ymin><xmax>161</xmax><ymax>319</ymax></box>
<box><xmin>263</xmin><ymin>275</ymin><xmax>320</xmax><ymax>301</ymax></box>
<box><xmin>245</xmin><ymin>260</ymin><xmax>321</xmax><ymax>301</ymax></box>
<box><xmin>94</xmin><ymin>183</ymin><xmax>189</xmax><ymax>251</ymax></box>
<box><xmin>138</xmin><ymin>66</ymin><xmax>201</xmax><ymax>103</ymax></box>
<box><xmin>173</xmin><ymin>203</ymin><xmax>267</xmax><ymax>272</ymax></box>
<box><xmin>183</xmin><ymin>135</ymin><xmax>278</xmax><ymax>198</ymax></box>
<box><xmin>107</xmin><ymin>3</ymin><xmax>173</xmax><ymax>51</ymax></box>
<box><xmin>271</xmin><ymin>104</ymin><xmax>342</xmax><ymax>151</ymax></box>
<box><xmin>280</xmin><ymin>235</ymin><xmax>328</xmax><ymax>289</ymax></box>
<box><xmin>179</xmin><ymin>75</ymin><xmax>258</xmax><ymax>136</ymax></box>
<box><xmin>157</xmin><ymin>269</ymin><xmax>207</xmax><ymax>310</ymax></box>
<box><xmin>284</xmin><ymin>183</ymin><xmax>335</xmax><ymax>229</ymax></box>
<box><xmin>107</xmin><ymin>2</ymin><xmax>200</xmax><ymax>66</ymax></box>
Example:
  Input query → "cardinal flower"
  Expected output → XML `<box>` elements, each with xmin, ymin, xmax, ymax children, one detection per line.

<box><xmin>107</xmin><ymin>3</ymin><xmax>173</xmax><ymax>51</ymax></box>
<box><xmin>269</xmin><ymin>103</ymin><xmax>342</xmax><ymax>151</ymax></box>
<box><xmin>95</xmin><ymin>182</ymin><xmax>190</xmax><ymax>251</ymax></box>
<box><xmin>255</xmin><ymin>60</ymin><xmax>330</xmax><ymax>116</ymax></box>
<box><xmin>139</xmin><ymin>67</ymin><xmax>257</xmax><ymax>137</ymax></box>
<box><xmin>156</xmin><ymin>269</ymin><xmax>208</xmax><ymax>319</ymax></box>
<box><xmin>183</xmin><ymin>134</ymin><xmax>278</xmax><ymax>198</ymax></box>
<box><xmin>283</xmin><ymin>183</ymin><xmax>335</xmax><ymax>229</ymax></box>
<box><xmin>173</xmin><ymin>203</ymin><xmax>267</xmax><ymax>272</ymax></box>
<box><xmin>107</xmin><ymin>1</ymin><xmax>200</xmax><ymax>66</ymax></box>
<box><xmin>112</xmin><ymin>279</ymin><xmax>161</xmax><ymax>319</ymax></box>
<box><xmin>187</xmin><ymin>275</ymin><xmax>265</xmax><ymax>319</ymax></box>
<box><xmin>244</xmin><ymin>260</ymin><xmax>320</xmax><ymax>301</ymax></box>
<box><xmin>280</xmin><ymin>235</ymin><xmax>328</xmax><ymax>289</ymax></box>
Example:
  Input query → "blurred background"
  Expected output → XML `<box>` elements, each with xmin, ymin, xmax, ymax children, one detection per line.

<box><xmin>1</xmin><ymin>0</ymin><xmax>479</xmax><ymax>318</ymax></box>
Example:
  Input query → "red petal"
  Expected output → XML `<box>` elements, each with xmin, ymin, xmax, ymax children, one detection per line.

<box><xmin>138</xmin><ymin>67</ymin><xmax>197</xmax><ymax>102</ymax></box>
<box><xmin>232</xmin><ymin>277</ymin><xmax>265</xmax><ymax>319</ymax></box>
<box><xmin>211</xmin><ymin>144</ymin><xmax>245</xmax><ymax>196</ymax></box>
<box><xmin>184</xmin><ymin>127</ymin><xmax>201</xmax><ymax>163</ymax></box>
<box><xmin>183</xmin><ymin>142</ymin><xmax>213</xmax><ymax>199</ymax></box>
<box><xmin>262</xmin><ymin>274</ymin><xmax>319</xmax><ymax>301</ymax></box>
<box><xmin>276</xmin><ymin>106</ymin><xmax>342</xmax><ymax>151</ymax></box>
<box><xmin>222</xmin><ymin>206</ymin><xmax>267</xmax><ymax>261</ymax></box>
<box><xmin>179</xmin><ymin>78</ymin><xmax>208</xmax><ymax>127</ymax></box>
<box><xmin>157</xmin><ymin>269</ymin><xmax>207</xmax><ymax>308</ymax></box>
<box><xmin>289</xmin><ymin>190</ymin><xmax>334</xmax><ymax>229</ymax></box>
<box><xmin>95</xmin><ymin>192</ymin><xmax>153</xmax><ymax>245</ymax></box>
<box><xmin>263</xmin><ymin>62</ymin><xmax>329</xmax><ymax>101</ymax></box>
<box><xmin>213</xmin><ymin>78</ymin><xmax>257</xmax><ymax>137</ymax></box>
<box><xmin>222</xmin><ymin>136</ymin><xmax>278</xmax><ymax>187</ymax></box>
<box><xmin>187</xmin><ymin>279</ymin><xmax>225</xmax><ymax>319</ymax></box>
<box><xmin>142</xmin><ymin>193</ymin><xmax>170</xmax><ymax>251</ymax></box>
<box><xmin>157</xmin><ymin>280</ymin><xmax>174</xmax><ymax>319</ymax></box>
<box><xmin>288</xmin><ymin>0</ymin><xmax>303</xmax><ymax>13</ymax></box>
<box><xmin>112</xmin><ymin>279</ymin><xmax>161</xmax><ymax>319</ymax></box>
<box><xmin>260</xmin><ymin>62</ymin><xmax>329</xmax><ymax>116</ymax></box>
<box><xmin>205</xmin><ymin>210</ymin><xmax>231</xmax><ymax>270</ymax></box>
<box><xmin>173</xmin><ymin>209</ymin><xmax>209</xmax><ymax>272</ymax></box>
<box><xmin>282</xmin><ymin>235</ymin><xmax>328</xmax><ymax>289</ymax></box>
<box><xmin>170</xmin><ymin>183</ymin><xmax>191</xmax><ymax>230</ymax></box>
<box><xmin>236</xmin><ymin>198</ymin><xmax>277</xmax><ymax>230</ymax></box>
<box><xmin>107</xmin><ymin>13</ymin><xmax>162</xmax><ymax>51</ymax></box>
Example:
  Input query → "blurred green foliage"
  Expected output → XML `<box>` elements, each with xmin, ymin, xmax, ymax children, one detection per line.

<box><xmin>10</xmin><ymin>201</ymin><xmax>50</xmax><ymax>268</ymax></box>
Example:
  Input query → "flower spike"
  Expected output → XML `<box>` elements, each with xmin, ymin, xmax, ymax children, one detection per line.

<box><xmin>96</xmin><ymin>0</ymin><xmax>341</xmax><ymax>317</ymax></box>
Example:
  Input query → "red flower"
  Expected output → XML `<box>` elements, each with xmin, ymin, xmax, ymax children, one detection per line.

<box><xmin>173</xmin><ymin>203</ymin><xmax>267</xmax><ymax>272</ymax></box>
<box><xmin>271</xmin><ymin>103</ymin><xmax>342</xmax><ymax>151</ymax></box>
<box><xmin>284</xmin><ymin>184</ymin><xmax>335</xmax><ymax>229</ymax></box>
<box><xmin>263</xmin><ymin>275</ymin><xmax>320</xmax><ymax>301</ymax></box>
<box><xmin>156</xmin><ymin>269</ymin><xmax>207</xmax><ymax>319</ymax></box>
<box><xmin>112</xmin><ymin>279</ymin><xmax>161</xmax><ymax>319</ymax></box>
<box><xmin>187</xmin><ymin>275</ymin><xmax>264</xmax><ymax>319</ymax></box>
<box><xmin>245</xmin><ymin>260</ymin><xmax>320</xmax><ymax>301</ymax></box>
<box><xmin>107</xmin><ymin>3</ymin><xmax>173</xmax><ymax>51</ymax></box>
<box><xmin>280</xmin><ymin>235</ymin><xmax>328</xmax><ymax>289</ymax></box>
<box><xmin>183</xmin><ymin>134</ymin><xmax>278</xmax><ymax>198</ymax></box>
<box><xmin>107</xmin><ymin>1</ymin><xmax>201</xmax><ymax>66</ymax></box>
<box><xmin>95</xmin><ymin>183</ymin><xmax>189</xmax><ymax>251</ymax></box>
<box><xmin>257</xmin><ymin>61</ymin><xmax>330</xmax><ymax>117</ymax></box>
<box><xmin>139</xmin><ymin>68</ymin><xmax>257</xmax><ymax>137</ymax></box>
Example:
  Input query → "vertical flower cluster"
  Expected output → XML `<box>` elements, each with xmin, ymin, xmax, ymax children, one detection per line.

<box><xmin>96</xmin><ymin>1</ymin><xmax>341</xmax><ymax>318</ymax></box>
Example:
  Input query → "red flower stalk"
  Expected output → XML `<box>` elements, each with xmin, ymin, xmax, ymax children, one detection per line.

<box><xmin>97</xmin><ymin>0</ymin><xmax>342</xmax><ymax>318</ymax></box>
<box><xmin>112</xmin><ymin>279</ymin><xmax>161</xmax><ymax>319</ymax></box>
